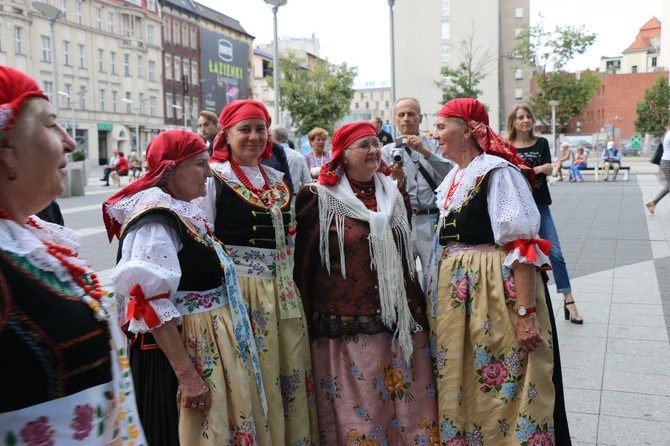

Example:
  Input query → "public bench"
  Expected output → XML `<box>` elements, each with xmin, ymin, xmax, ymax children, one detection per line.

<box><xmin>561</xmin><ymin>165</ymin><xmax>630</xmax><ymax>181</ymax></box>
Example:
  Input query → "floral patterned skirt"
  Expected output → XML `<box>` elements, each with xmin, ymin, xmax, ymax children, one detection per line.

<box><xmin>238</xmin><ymin>276</ymin><xmax>320</xmax><ymax>445</ymax></box>
<box><xmin>428</xmin><ymin>246</ymin><xmax>555</xmax><ymax>445</ymax></box>
<box><xmin>178</xmin><ymin>306</ymin><xmax>271</xmax><ymax>445</ymax></box>
<box><xmin>311</xmin><ymin>330</ymin><xmax>438</xmax><ymax>445</ymax></box>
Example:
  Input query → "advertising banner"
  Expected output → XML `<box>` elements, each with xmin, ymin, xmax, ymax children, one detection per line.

<box><xmin>200</xmin><ymin>28</ymin><xmax>249</xmax><ymax>114</ymax></box>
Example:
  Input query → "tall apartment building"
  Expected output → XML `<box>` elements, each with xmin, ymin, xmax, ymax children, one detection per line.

<box><xmin>394</xmin><ymin>0</ymin><xmax>532</xmax><ymax>133</ymax></box>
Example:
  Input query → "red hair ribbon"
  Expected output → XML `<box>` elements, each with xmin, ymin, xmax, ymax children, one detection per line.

<box><xmin>504</xmin><ymin>238</ymin><xmax>552</xmax><ymax>263</ymax></box>
<box><xmin>126</xmin><ymin>284</ymin><xmax>170</xmax><ymax>330</ymax></box>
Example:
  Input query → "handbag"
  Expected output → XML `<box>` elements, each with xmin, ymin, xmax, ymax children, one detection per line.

<box><xmin>651</xmin><ymin>142</ymin><xmax>663</xmax><ymax>165</ymax></box>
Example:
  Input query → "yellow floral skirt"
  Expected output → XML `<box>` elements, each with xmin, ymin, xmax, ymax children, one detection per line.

<box><xmin>238</xmin><ymin>276</ymin><xmax>320</xmax><ymax>445</ymax></box>
<box><xmin>428</xmin><ymin>246</ymin><xmax>556</xmax><ymax>445</ymax></box>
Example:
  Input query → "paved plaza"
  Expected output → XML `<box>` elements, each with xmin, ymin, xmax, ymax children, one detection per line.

<box><xmin>58</xmin><ymin>157</ymin><xmax>670</xmax><ymax>445</ymax></box>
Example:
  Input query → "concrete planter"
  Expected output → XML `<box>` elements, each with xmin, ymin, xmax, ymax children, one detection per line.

<box><xmin>62</xmin><ymin>161</ymin><xmax>85</xmax><ymax>197</ymax></box>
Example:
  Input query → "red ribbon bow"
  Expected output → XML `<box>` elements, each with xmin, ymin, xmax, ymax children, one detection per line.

<box><xmin>126</xmin><ymin>284</ymin><xmax>169</xmax><ymax>330</ymax></box>
<box><xmin>504</xmin><ymin>238</ymin><xmax>552</xmax><ymax>263</ymax></box>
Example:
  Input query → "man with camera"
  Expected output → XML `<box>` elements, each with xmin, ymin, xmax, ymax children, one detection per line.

<box><xmin>382</xmin><ymin>97</ymin><xmax>452</xmax><ymax>272</ymax></box>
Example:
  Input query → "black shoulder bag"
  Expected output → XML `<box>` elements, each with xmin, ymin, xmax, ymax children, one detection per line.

<box><xmin>651</xmin><ymin>142</ymin><xmax>663</xmax><ymax>165</ymax></box>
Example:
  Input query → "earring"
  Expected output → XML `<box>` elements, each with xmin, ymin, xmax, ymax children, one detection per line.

<box><xmin>7</xmin><ymin>169</ymin><xmax>16</xmax><ymax>181</ymax></box>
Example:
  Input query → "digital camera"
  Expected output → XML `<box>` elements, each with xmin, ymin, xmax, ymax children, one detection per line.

<box><xmin>391</xmin><ymin>137</ymin><xmax>406</xmax><ymax>166</ymax></box>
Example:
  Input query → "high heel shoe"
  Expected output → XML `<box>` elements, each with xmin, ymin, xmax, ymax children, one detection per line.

<box><xmin>563</xmin><ymin>300</ymin><xmax>584</xmax><ymax>324</ymax></box>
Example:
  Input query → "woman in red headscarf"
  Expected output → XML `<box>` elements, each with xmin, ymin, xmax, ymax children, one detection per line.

<box><xmin>200</xmin><ymin>100</ymin><xmax>318</xmax><ymax>445</ymax></box>
<box><xmin>425</xmin><ymin>98</ymin><xmax>556</xmax><ymax>444</ymax></box>
<box><xmin>103</xmin><ymin>130</ymin><xmax>269</xmax><ymax>445</ymax></box>
<box><xmin>293</xmin><ymin>122</ymin><xmax>438</xmax><ymax>444</ymax></box>
<box><xmin>0</xmin><ymin>66</ymin><xmax>146</xmax><ymax>444</ymax></box>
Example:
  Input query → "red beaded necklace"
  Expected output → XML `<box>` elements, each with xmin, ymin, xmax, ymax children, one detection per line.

<box><xmin>230</xmin><ymin>160</ymin><xmax>276</xmax><ymax>208</ymax></box>
<box><xmin>349</xmin><ymin>177</ymin><xmax>377</xmax><ymax>211</ymax></box>
<box><xmin>0</xmin><ymin>208</ymin><xmax>103</xmax><ymax>300</ymax></box>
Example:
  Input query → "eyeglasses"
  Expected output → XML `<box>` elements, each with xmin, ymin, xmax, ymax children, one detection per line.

<box><xmin>350</xmin><ymin>138</ymin><xmax>382</xmax><ymax>151</ymax></box>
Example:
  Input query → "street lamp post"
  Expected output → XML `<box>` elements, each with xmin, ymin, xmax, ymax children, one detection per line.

<box><xmin>549</xmin><ymin>100</ymin><xmax>559</xmax><ymax>158</ymax></box>
<box><xmin>264</xmin><ymin>0</ymin><xmax>287</xmax><ymax>127</ymax></box>
<box><xmin>33</xmin><ymin>2</ymin><xmax>61</xmax><ymax>116</ymax></box>
<box><xmin>122</xmin><ymin>98</ymin><xmax>141</xmax><ymax>159</ymax></box>
<box><xmin>388</xmin><ymin>0</ymin><xmax>397</xmax><ymax>137</ymax></box>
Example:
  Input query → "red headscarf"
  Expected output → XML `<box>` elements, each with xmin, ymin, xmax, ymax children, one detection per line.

<box><xmin>318</xmin><ymin>122</ymin><xmax>390</xmax><ymax>186</ymax></box>
<box><xmin>210</xmin><ymin>100</ymin><xmax>273</xmax><ymax>163</ymax></box>
<box><xmin>102</xmin><ymin>130</ymin><xmax>208</xmax><ymax>241</ymax></box>
<box><xmin>0</xmin><ymin>66</ymin><xmax>49</xmax><ymax>136</ymax></box>
<box><xmin>437</xmin><ymin>98</ymin><xmax>534</xmax><ymax>184</ymax></box>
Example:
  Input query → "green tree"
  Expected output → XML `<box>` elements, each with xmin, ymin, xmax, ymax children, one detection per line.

<box><xmin>514</xmin><ymin>23</ymin><xmax>600</xmax><ymax>129</ymax></box>
<box><xmin>435</xmin><ymin>31</ymin><xmax>495</xmax><ymax>103</ymax></box>
<box><xmin>635</xmin><ymin>76</ymin><xmax>670</xmax><ymax>134</ymax></box>
<box><xmin>275</xmin><ymin>52</ymin><xmax>357</xmax><ymax>135</ymax></box>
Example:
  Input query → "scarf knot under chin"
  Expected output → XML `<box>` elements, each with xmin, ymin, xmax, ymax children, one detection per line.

<box><xmin>315</xmin><ymin>173</ymin><xmax>419</xmax><ymax>364</ymax></box>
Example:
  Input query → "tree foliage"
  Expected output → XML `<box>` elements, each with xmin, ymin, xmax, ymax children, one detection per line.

<box><xmin>635</xmin><ymin>76</ymin><xmax>670</xmax><ymax>135</ymax></box>
<box><xmin>514</xmin><ymin>23</ymin><xmax>600</xmax><ymax>127</ymax></box>
<box><xmin>275</xmin><ymin>52</ymin><xmax>357</xmax><ymax>135</ymax></box>
<box><xmin>435</xmin><ymin>31</ymin><xmax>495</xmax><ymax>104</ymax></box>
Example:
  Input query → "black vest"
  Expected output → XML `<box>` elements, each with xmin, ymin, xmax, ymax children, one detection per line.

<box><xmin>440</xmin><ymin>171</ymin><xmax>495</xmax><ymax>245</ymax></box>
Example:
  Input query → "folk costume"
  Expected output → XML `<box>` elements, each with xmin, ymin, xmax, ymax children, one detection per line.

<box><xmin>103</xmin><ymin>131</ymin><xmax>269</xmax><ymax>446</ymax></box>
<box><xmin>425</xmin><ymin>99</ymin><xmax>557</xmax><ymax>445</ymax></box>
<box><xmin>0</xmin><ymin>65</ymin><xmax>146</xmax><ymax>445</ymax></box>
<box><xmin>294</xmin><ymin>122</ymin><xmax>438</xmax><ymax>445</ymax></box>
<box><xmin>202</xmin><ymin>100</ymin><xmax>319</xmax><ymax>445</ymax></box>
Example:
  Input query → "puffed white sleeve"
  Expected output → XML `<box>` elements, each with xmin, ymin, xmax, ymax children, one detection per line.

<box><xmin>111</xmin><ymin>222</ymin><xmax>184</xmax><ymax>333</ymax></box>
<box><xmin>487</xmin><ymin>167</ymin><xmax>551</xmax><ymax>267</ymax></box>
<box><xmin>197</xmin><ymin>176</ymin><xmax>218</xmax><ymax>223</ymax></box>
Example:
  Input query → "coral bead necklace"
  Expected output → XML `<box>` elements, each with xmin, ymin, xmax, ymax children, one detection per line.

<box><xmin>0</xmin><ymin>208</ymin><xmax>103</xmax><ymax>301</ymax></box>
<box><xmin>230</xmin><ymin>160</ymin><xmax>277</xmax><ymax>208</ymax></box>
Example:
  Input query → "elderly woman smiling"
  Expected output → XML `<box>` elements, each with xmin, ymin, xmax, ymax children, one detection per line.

<box><xmin>0</xmin><ymin>66</ymin><xmax>146</xmax><ymax>444</ymax></box>
<box><xmin>294</xmin><ymin>122</ymin><xmax>438</xmax><ymax>445</ymax></box>
<box><xmin>104</xmin><ymin>130</ymin><xmax>268</xmax><ymax>445</ymax></box>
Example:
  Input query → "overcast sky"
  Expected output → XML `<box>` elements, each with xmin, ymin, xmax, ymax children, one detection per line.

<box><xmin>204</xmin><ymin>0</ymin><xmax>663</xmax><ymax>86</ymax></box>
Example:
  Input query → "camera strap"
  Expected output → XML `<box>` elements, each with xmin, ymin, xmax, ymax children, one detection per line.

<box><xmin>405</xmin><ymin>147</ymin><xmax>438</xmax><ymax>191</ymax></box>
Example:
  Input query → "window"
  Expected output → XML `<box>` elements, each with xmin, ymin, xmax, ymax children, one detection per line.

<box><xmin>95</xmin><ymin>8</ymin><xmax>102</xmax><ymax>30</ymax></box>
<box><xmin>192</xmin><ymin>97</ymin><xmax>199</xmax><ymax>117</ymax></box>
<box><xmin>181</xmin><ymin>23</ymin><xmax>188</xmax><ymax>47</ymax></box>
<box><xmin>124</xmin><ymin>91</ymin><xmax>131</xmax><ymax>113</ymax></box>
<box><xmin>63</xmin><ymin>40</ymin><xmax>70</xmax><ymax>65</ymax></box>
<box><xmin>441</xmin><ymin>45</ymin><xmax>449</xmax><ymax>64</ymax></box>
<box><xmin>75</xmin><ymin>2</ymin><xmax>82</xmax><ymax>25</ymax></box>
<box><xmin>175</xmin><ymin>94</ymin><xmax>183</xmax><ymax>120</ymax></box>
<box><xmin>147</xmin><ymin>24</ymin><xmax>155</xmax><ymax>45</ymax></box>
<box><xmin>173</xmin><ymin>21</ymin><xmax>180</xmax><ymax>45</ymax></box>
<box><xmin>184</xmin><ymin>96</ymin><xmax>191</xmax><ymax>122</ymax></box>
<box><xmin>98</xmin><ymin>48</ymin><xmax>104</xmax><ymax>72</ymax></box>
<box><xmin>174</xmin><ymin>57</ymin><xmax>181</xmax><ymax>82</ymax></box>
<box><xmin>190</xmin><ymin>27</ymin><xmax>197</xmax><ymax>49</ymax></box>
<box><xmin>139</xmin><ymin>93</ymin><xmax>145</xmax><ymax>114</ymax></box>
<box><xmin>43</xmin><ymin>81</ymin><xmax>53</xmax><ymax>103</ymax></box>
<box><xmin>166</xmin><ymin>92</ymin><xmax>174</xmax><ymax>119</ymax></box>
<box><xmin>79</xmin><ymin>87</ymin><xmax>86</xmax><ymax>109</ymax></box>
<box><xmin>441</xmin><ymin>0</ymin><xmax>449</xmax><ymax>16</ymax></box>
<box><xmin>632</xmin><ymin>65</ymin><xmax>638</xmax><ymax>73</ymax></box>
<box><xmin>14</xmin><ymin>26</ymin><xmax>23</xmax><ymax>55</ymax></box>
<box><xmin>147</xmin><ymin>0</ymin><xmax>156</xmax><ymax>12</ymax></box>
<box><xmin>441</xmin><ymin>21</ymin><xmax>449</xmax><ymax>40</ymax></box>
<box><xmin>191</xmin><ymin>61</ymin><xmax>198</xmax><ymax>85</ymax></box>
<box><xmin>182</xmin><ymin>58</ymin><xmax>189</xmax><ymax>83</ymax></box>
<box><xmin>163</xmin><ymin>17</ymin><xmax>171</xmax><ymax>43</ymax></box>
<box><xmin>165</xmin><ymin>54</ymin><xmax>172</xmax><ymax>80</ymax></box>
<box><xmin>110</xmin><ymin>51</ymin><xmax>117</xmax><ymax>74</ymax></box>
<box><xmin>515</xmin><ymin>68</ymin><xmax>523</xmax><ymax>80</ymax></box>
<box><xmin>148</xmin><ymin>60</ymin><xmax>156</xmax><ymax>81</ymax></box>
<box><xmin>99</xmin><ymin>89</ymin><xmax>105</xmax><ymax>111</ymax></box>
<box><xmin>124</xmin><ymin>53</ymin><xmax>130</xmax><ymax>76</ymax></box>
<box><xmin>514</xmin><ymin>28</ymin><xmax>523</xmax><ymax>38</ymax></box>
<box><xmin>60</xmin><ymin>0</ymin><xmax>67</xmax><ymax>21</ymax></box>
<box><xmin>122</xmin><ymin>14</ymin><xmax>134</xmax><ymax>38</ymax></box>
<box><xmin>78</xmin><ymin>43</ymin><xmax>85</xmax><ymax>68</ymax></box>
<box><xmin>149</xmin><ymin>96</ymin><xmax>157</xmax><ymax>117</ymax></box>
<box><xmin>112</xmin><ymin>90</ymin><xmax>118</xmax><ymax>112</ymax></box>
<box><xmin>515</xmin><ymin>7</ymin><xmax>523</xmax><ymax>18</ymax></box>
<box><xmin>651</xmin><ymin>57</ymin><xmax>658</xmax><ymax>67</ymax></box>
<box><xmin>41</xmin><ymin>35</ymin><xmax>51</xmax><ymax>62</ymax></box>
<box><xmin>137</xmin><ymin>55</ymin><xmax>143</xmax><ymax>77</ymax></box>
<box><xmin>514</xmin><ymin>88</ymin><xmax>523</xmax><ymax>100</ymax></box>
<box><xmin>63</xmin><ymin>83</ymin><xmax>72</xmax><ymax>108</ymax></box>
<box><xmin>108</xmin><ymin>12</ymin><xmax>115</xmax><ymax>34</ymax></box>
<box><xmin>0</xmin><ymin>21</ymin><xmax>3</xmax><ymax>52</ymax></box>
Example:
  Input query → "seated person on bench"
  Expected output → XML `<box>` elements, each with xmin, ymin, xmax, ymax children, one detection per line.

<box><xmin>600</xmin><ymin>141</ymin><xmax>621</xmax><ymax>181</ymax></box>
<box><xmin>110</xmin><ymin>151</ymin><xmax>129</xmax><ymax>186</ymax></box>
